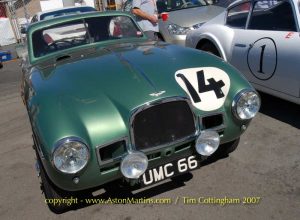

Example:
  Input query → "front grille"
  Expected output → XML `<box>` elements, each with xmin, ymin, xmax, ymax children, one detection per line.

<box><xmin>132</xmin><ymin>100</ymin><xmax>196</xmax><ymax>150</ymax></box>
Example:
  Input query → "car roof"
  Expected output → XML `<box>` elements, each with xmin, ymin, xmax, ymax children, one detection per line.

<box><xmin>228</xmin><ymin>0</ymin><xmax>295</xmax><ymax>9</ymax></box>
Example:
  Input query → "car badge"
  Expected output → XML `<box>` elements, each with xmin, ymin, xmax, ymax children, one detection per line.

<box><xmin>149</xmin><ymin>91</ymin><xmax>166</xmax><ymax>97</ymax></box>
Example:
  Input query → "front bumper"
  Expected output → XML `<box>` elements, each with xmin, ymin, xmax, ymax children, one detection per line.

<box><xmin>39</xmin><ymin>101</ymin><xmax>253</xmax><ymax>192</ymax></box>
<box><xmin>39</xmin><ymin>125</ymin><xmax>246</xmax><ymax>192</ymax></box>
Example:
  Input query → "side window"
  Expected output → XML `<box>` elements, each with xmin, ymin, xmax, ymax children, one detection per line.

<box><xmin>248</xmin><ymin>0</ymin><xmax>296</xmax><ymax>31</ymax></box>
<box><xmin>226</xmin><ymin>2</ymin><xmax>251</xmax><ymax>28</ymax></box>
<box><xmin>108</xmin><ymin>16</ymin><xmax>142</xmax><ymax>38</ymax></box>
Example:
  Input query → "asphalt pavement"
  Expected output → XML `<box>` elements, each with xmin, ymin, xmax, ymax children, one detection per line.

<box><xmin>0</xmin><ymin>57</ymin><xmax>299</xmax><ymax>220</ymax></box>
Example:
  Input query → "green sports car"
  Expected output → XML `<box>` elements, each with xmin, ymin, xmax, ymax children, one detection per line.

<box><xmin>21</xmin><ymin>11</ymin><xmax>260</xmax><ymax>212</ymax></box>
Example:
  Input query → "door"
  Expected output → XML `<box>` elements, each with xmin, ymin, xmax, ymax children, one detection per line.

<box><xmin>230</xmin><ymin>0</ymin><xmax>300</xmax><ymax>98</ymax></box>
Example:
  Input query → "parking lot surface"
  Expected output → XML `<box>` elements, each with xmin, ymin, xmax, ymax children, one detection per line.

<box><xmin>0</xmin><ymin>60</ymin><xmax>299</xmax><ymax>219</ymax></box>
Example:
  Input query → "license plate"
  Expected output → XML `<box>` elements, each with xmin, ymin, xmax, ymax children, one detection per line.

<box><xmin>140</xmin><ymin>155</ymin><xmax>199</xmax><ymax>186</ymax></box>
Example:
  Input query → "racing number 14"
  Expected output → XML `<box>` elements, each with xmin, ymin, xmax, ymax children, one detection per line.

<box><xmin>176</xmin><ymin>70</ymin><xmax>225</xmax><ymax>103</ymax></box>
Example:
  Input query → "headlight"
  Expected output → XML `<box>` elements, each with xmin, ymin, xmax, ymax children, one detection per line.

<box><xmin>52</xmin><ymin>137</ymin><xmax>89</xmax><ymax>174</ymax></box>
<box><xmin>232</xmin><ymin>89</ymin><xmax>261</xmax><ymax>120</ymax></box>
<box><xmin>167</xmin><ymin>23</ymin><xmax>192</xmax><ymax>35</ymax></box>
<box><xmin>192</xmin><ymin>22</ymin><xmax>205</xmax><ymax>29</ymax></box>
<box><xmin>195</xmin><ymin>130</ymin><xmax>220</xmax><ymax>156</ymax></box>
<box><xmin>120</xmin><ymin>151</ymin><xmax>148</xmax><ymax>179</ymax></box>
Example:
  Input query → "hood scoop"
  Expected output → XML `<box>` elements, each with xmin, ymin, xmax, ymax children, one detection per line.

<box><xmin>56</xmin><ymin>55</ymin><xmax>71</xmax><ymax>62</ymax></box>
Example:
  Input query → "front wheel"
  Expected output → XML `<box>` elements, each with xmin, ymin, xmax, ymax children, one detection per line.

<box><xmin>36</xmin><ymin>152</ymin><xmax>76</xmax><ymax>213</ymax></box>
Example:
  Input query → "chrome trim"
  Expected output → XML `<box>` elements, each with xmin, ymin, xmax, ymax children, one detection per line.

<box><xmin>231</xmin><ymin>89</ymin><xmax>260</xmax><ymax>120</ymax></box>
<box><xmin>95</xmin><ymin>137</ymin><xmax>129</xmax><ymax>166</ymax></box>
<box><xmin>51</xmin><ymin>136</ymin><xmax>90</xmax><ymax>174</ymax></box>
<box><xmin>149</xmin><ymin>90</ymin><xmax>166</xmax><ymax>97</ymax></box>
<box><xmin>129</xmin><ymin>96</ymin><xmax>199</xmax><ymax>153</ymax></box>
<box><xmin>199</xmin><ymin>112</ymin><xmax>226</xmax><ymax>132</ymax></box>
<box><xmin>32</xmin><ymin>133</ymin><xmax>44</xmax><ymax>159</ymax></box>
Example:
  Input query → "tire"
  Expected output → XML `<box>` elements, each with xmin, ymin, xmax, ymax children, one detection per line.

<box><xmin>36</xmin><ymin>151</ymin><xmax>75</xmax><ymax>213</ymax></box>
<box><xmin>199</xmin><ymin>42</ymin><xmax>221</xmax><ymax>57</ymax></box>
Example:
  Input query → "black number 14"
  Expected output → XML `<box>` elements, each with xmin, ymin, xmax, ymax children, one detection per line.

<box><xmin>176</xmin><ymin>70</ymin><xmax>225</xmax><ymax>103</ymax></box>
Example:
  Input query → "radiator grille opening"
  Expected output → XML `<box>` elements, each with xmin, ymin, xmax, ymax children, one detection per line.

<box><xmin>175</xmin><ymin>142</ymin><xmax>192</xmax><ymax>152</ymax></box>
<box><xmin>132</xmin><ymin>101</ymin><xmax>196</xmax><ymax>150</ymax></box>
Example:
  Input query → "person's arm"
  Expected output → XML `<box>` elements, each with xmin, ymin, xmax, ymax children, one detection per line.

<box><xmin>132</xmin><ymin>8</ymin><xmax>158</xmax><ymax>23</ymax></box>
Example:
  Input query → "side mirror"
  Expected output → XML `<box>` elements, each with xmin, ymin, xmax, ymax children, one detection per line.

<box><xmin>21</xmin><ymin>26</ymin><xmax>27</xmax><ymax>34</ymax></box>
<box><xmin>20</xmin><ymin>23</ymin><xmax>29</xmax><ymax>34</ymax></box>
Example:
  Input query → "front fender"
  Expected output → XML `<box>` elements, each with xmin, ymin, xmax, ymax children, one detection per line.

<box><xmin>195</xmin><ymin>33</ymin><xmax>228</xmax><ymax>61</ymax></box>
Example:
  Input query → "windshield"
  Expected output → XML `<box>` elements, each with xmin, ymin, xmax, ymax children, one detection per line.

<box><xmin>157</xmin><ymin>0</ymin><xmax>208</xmax><ymax>12</ymax></box>
<box><xmin>40</xmin><ymin>7</ymin><xmax>96</xmax><ymax>20</ymax></box>
<box><xmin>209</xmin><ymin>0</ymin><xmax>235</xmax><ymax>8</ymax></box>
<box><xmin>32</xmin><ymin>15</ymin><xmax>142</xmax><ymax>58</ymax></box>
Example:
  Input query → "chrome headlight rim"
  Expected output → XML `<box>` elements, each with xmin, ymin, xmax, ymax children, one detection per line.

<box><xmin>232</xmin><ymin>89</ymin><xmax>261</xmax><ymax>120</ymax></box>
<box><xmin>51</xmin><ymin>136</ymin><xmax>90</xmax><ymax>174</ymax></box>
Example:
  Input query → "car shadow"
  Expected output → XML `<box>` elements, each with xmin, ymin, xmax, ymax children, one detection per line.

<box><xmin>54</xmin><ymin>173</ymin><xmax>193</xmax><ymax>213</ymax></box>
<box><xmin>258</xmin><ymin>92</ymin><xmax>300</xmax><ymax>129</ymax></box>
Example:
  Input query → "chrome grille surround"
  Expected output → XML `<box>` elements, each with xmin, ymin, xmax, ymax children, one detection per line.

<box><xmin>129</xmin><ymin>97</ymin><xmax>199</xmax><ymax>152</ymax></box>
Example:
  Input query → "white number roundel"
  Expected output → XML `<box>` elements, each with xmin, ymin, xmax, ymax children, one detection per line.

<box><xmin>175</xmin><ymin>67</ymin><xmax>230</xmax><ymax>111</ymax></box>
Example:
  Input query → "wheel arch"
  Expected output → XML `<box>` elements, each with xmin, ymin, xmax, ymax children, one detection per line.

<box><xmin>157</xmin><ymin>32</ymin><xmax>165</xmax><ymax>41</ymax></box>
<box><xmin>195</xmin><ymin>34</ymin><xmax>228</xmax><ymax>61</ymax></box>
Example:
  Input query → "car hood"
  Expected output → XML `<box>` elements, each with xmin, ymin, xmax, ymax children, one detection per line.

<box><xmin>34</xmin><ymin>42</ymin><xmax>196</xmax><ymax>115</ymax></box>
<box><xmin>29</xmin><ymin>41</ymin><xmax>249</xmax><ymax>150</ymax></box>
<box><xmin>167</xmin><ymin>5</ymin><xmax>224</xmax><ymax>27</ymax></box>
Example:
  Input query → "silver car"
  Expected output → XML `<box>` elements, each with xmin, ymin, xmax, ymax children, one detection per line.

<box><xmin>186</xmin><ymin>0</ymin><xmax>300</xmax><ymax>104</ymax></box>
<box><xmin>123</xmin><ymin>0</ymin><xmax>224</xmax><ymax>45</ymax></box>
